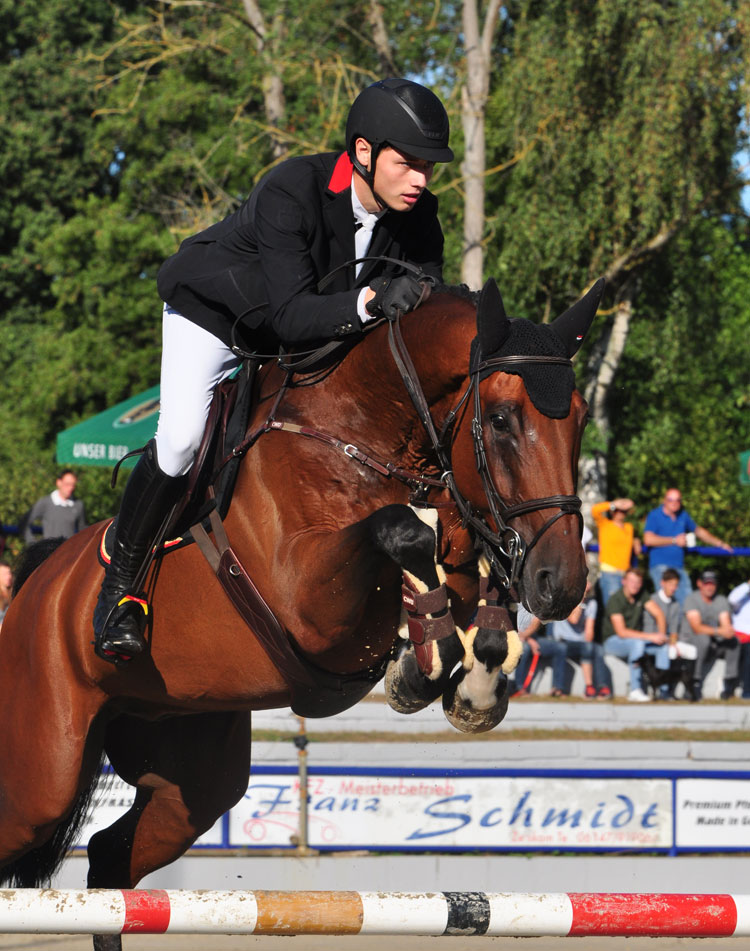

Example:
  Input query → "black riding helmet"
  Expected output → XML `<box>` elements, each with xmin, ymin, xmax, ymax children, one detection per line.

<box><xmin>346</xmin><ymin>78</ymin><xmax>453</xmax><ymax>190</ymax></box>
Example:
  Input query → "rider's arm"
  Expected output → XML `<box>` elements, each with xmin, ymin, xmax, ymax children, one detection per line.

<box><xmin>254</xmin><ymin>171</ymin><xmax>443</xmax><ymax>344</ymax></box>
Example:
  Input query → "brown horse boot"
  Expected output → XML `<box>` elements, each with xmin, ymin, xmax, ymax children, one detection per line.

<box><xmin>93</xmin><ymin>440</ymin><xmax>186</xmax><ymax>663</ymax></box>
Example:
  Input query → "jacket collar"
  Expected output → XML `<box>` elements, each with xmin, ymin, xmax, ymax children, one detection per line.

<box><xmin>327</xmin><ymin>152</ymin><xmax>354</xmax><ymax>194</ymax></box>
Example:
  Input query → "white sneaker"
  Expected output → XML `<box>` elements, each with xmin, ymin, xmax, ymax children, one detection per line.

<box><xmin>627</xmin><ymin>688</ymin><xmax>651</xmax><ymax>703</ymax></box>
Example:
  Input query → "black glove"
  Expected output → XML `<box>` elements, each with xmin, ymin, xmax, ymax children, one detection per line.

<box><xmin>366</xmin><ymin>274</ymin><xmax>426</xmax><ymax>320</ymax></box>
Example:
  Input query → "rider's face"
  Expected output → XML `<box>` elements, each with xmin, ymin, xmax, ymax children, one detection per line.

<box><xmin>354</xmin><ymin>140</ymin><xmax>434</xmax><ymax>213</ymax></box>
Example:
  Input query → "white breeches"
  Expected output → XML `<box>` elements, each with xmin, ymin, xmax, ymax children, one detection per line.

<box><xmin>155</xmin><ymin>305</ymin><xmax>241</xmax><ymax>477</ymax></box>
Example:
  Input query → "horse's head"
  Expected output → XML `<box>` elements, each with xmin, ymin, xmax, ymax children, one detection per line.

<box><xmin>450</xmin><ymin>278</ymin><xmax>604</xmax><ymax>620</ymax></box>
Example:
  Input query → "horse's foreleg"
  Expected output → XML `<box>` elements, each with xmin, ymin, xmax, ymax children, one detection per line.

<box><xmin>368</xmin><ymin>505</ymin><xmax>466</xmax><ymax>714</ymax></box>
<box><xmin>441</xmin><ymin>556</ymin><xmax>523</xmax><ymax>732</ymax></box>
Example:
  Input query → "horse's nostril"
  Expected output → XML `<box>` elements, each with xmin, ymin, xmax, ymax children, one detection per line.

<box><xmin>534</xmin><ymin>567</ymin><xmax>555</xmax><ymax>604</ymax></box>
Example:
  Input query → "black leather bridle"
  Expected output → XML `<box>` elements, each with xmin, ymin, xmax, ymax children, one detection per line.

<box><xmin>386</xmin><ymin>312</ymin><xmax>584</xmax><ymax>593</ymax></box>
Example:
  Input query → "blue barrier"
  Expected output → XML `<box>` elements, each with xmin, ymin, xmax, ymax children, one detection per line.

<box><xmin>586</xmin><ymin>544</ymin><xmax>750</xmax><ymax>558</ymax></box>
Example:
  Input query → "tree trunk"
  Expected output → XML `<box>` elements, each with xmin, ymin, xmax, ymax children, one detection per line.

<box><xmin>241</xmin><ymin>0</ymin><xmax>287</xmax><ymax>160</ymax></box>
<box><xmin>367</xmin><ymin>0</ymin><xmax>397</xmax><ymax>75</ymax></box>
<box><xmin>460</xmin><ymin>0</ymin><xmax>501</xmax><ymax>289</ymax></box>
<box><xmin>578</xmin><ymin>220</ymin><xmax>678</xmax><ymax>504</ymax></box>
<box><xmin>579</xmin><ymin>279</ymin><xmax>636</xmax><ymax>513</ymax></box>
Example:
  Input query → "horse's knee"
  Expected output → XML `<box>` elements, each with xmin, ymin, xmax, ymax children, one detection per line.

<box><xmin>369</xmin><ymin>504</ymin><xmax>439</xmax><ymax>583</ymax></box>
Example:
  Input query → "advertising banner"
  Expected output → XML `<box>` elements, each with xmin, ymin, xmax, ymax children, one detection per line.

<box><xmin>229</xmin><ymin>772</ymin><xmax>672</xmax><ymax>850</ymax></box>
<box><xmin>675</xmin><ymin>777</ymin><xmax>750</xmax><ymax>849</ymax></box>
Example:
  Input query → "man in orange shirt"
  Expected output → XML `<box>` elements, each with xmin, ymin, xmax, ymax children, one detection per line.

<box><xmin>592</xmin><ymin>497</ymin><xmax>642</xmax><ymax>606</ymax></box>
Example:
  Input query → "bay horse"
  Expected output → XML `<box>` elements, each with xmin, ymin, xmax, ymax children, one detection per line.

<box><xmin>0</xmin><ymin>277</ymin><xmax>602</xmax><ymax>950</ymax></box>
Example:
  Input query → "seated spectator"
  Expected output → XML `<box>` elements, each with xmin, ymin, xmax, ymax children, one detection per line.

<box><xmin>643</xmin><ymin>488</ymin><xmax>732</xmax><ymax>604</ymax></box>
<box><xmin>727</xmin><ymin>579</ymin><xmax>750</xmax><ymax>700</ymax></box>
<box><xmin>591</xmin><ymin>497</ymin><xmax>641</xmax><ymax>607</ymax></box>
<box><xmin>549</xmin><ymin>582</ymin><xmax>611</xmax><ymax>699</ymax></box>
<box><xmin>512</xmin><ymin>606</ymin><xmax>567</xmax><ymax>697</ymax></box>
<box><xmin>643</xmin><ymin>567</ymin><xmax>696</xmax><ymax>699</ymax></box>
<box><xmin>681</xmin><ymin>569</ymin><xmax>741</xmax><ymax>700</ymax></box>
<box><xmin>0</xmin><ymin>561</ymin><xmax>12</xmax><ymax>629</ymax></box>
<box><xmin>603</xmin><ymin>567</ymin><xmax>669</xmax><ymax>702</ymax></box>
<box><xmin>22</xmin><ymin>469</ymin><xmax>86</xmax><ymax>544</ymax></box>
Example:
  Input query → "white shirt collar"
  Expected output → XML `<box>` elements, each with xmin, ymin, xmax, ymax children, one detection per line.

<box><xmin>351</xmin><ymin>177</ymin><xmax>384</xmax><ymax>230</ymax></box>
<box><xmin>51</xmin><ymin>489</ymin><xmax>75</xmax><ymax>507</ymax></box>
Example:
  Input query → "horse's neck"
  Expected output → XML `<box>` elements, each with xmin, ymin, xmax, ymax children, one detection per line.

<box><xmin>336</xmin><ymin>304</ymin><xmax>475</xmax><ymax>454</ymax></box>
<box><xmin>260</xmin><ymin>300</ymin><xmax>475</xmax><ymax>461</ymax></box>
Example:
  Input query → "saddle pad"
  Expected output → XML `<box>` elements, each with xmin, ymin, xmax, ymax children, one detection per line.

<box><xmin>97</xmin><ymin>518</ymin><xmax>184</xmax><ymax>569</ymax></box>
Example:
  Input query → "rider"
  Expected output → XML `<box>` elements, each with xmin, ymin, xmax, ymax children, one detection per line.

<box><xmin>93</xmin><ymin>77</ymin><xmax>454</xmax><ymax>663</ymax></box>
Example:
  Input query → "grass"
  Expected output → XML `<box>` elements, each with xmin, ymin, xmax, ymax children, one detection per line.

<box><xmin>251</xmin><ymin>727</ymin><xmax>750</xmax><ymax>743</ymax></box>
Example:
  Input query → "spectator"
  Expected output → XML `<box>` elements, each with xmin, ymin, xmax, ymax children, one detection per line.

<box><xmin>0</xmin><ymin>561</ymin><xmax>12</xmax><ymax>629</ymax></box>
<box><xmin>603</xmin><ymin>567</ymin><xmax>669</xmax><ymax>702</ymax></box>
<box><xmin>680</xmin><ymin>569</ymin><xmax>741</xmax><ymax>700</ymax></box>
<box><xmin>643</xmin><ymin>488</ymin><xmax>732</xmax><ymax>604</ymax></box>
<box><xmin>549</xmin><ymin>581</ymin><xmax>611</xmax><ymax>699</ymax></box>
<box><xmin>512</xmin><ymin>606</ymin><xmax>568</xmax><ymax>697</ymax></box>
<box><xmin>643</xmin><ymin>567</ymin><xmax>697</xmax><ymax>699</ymax></box>
<box><xmin>727</xmin><ymin>579</ymin><xmax>750</xmax><ymax>700</ymax></box>
<box><xmin>22</xmin><ymin>470</ymin><xmax>86</xmax><ymax>544</ymax></box>
<box><xmin>591</xmin><ymin>497</ymin><xmax>642</xmax><ymax>606</ymax></box>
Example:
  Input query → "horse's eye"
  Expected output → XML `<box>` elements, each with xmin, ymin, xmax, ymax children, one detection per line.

<box><xmin>490</xmin><ymin>413</ymin><xmax>510</xmax><ymax>434</ymax></box>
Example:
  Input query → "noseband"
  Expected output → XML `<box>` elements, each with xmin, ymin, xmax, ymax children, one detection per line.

<box><xmin>386</xmin><ymin>317</ymin><xmax>583</xmax><ymax>593</ymax></box>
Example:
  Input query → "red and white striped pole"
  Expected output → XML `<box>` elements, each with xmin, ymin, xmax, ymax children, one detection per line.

<box><xmin>0</xmin><ymin>890</ymin><xmax>748</xmax><ymax>936</ymax></box>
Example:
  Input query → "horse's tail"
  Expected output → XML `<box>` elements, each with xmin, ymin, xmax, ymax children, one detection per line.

<box><xmin>1</xmin><ymin>536</ymin><xmax>105</xmax><ymax>886</ymax></box>
<box><xmin>0</xmin><ymin>752</ymin><xmax>106</xmax><ymax>887</ymax></box>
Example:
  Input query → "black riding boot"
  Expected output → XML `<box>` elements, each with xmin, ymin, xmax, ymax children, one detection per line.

<box><xmin>93</xmin><ymin>440</ymin><xmax>186</xmax><ymax>663</ymax></box>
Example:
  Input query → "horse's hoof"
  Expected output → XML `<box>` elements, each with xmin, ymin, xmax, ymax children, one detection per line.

<box><xmin>384</xmin><ymin>646</ymin><xmax>444</xmax><ymax>714</ymax></box>
<box><xmin>441</xmin><ymin>669</ymin><xmax>509</xmax><ymax>733</ymax></box>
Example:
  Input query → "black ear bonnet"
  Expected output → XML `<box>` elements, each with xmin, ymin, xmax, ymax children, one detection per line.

<box><xmin>469</xmin><ymin>321</ymin><xmax>574</xmax><ymax>418</ymax></box>
<box><xmin>469</xmin><ymin>278</ymin><xmax>605</xmax><ymax>420</ymax></box>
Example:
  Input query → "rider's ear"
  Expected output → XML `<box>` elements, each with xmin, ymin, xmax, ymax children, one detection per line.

<box><xmin>551</xmin><ymin>278</ymin><xmax>605</xmax><ymax>357</ymax></box>
<box><xmin>477</xmin><ymin>278</ymin><xmax>511</xmax><ymax>356</ymax></box>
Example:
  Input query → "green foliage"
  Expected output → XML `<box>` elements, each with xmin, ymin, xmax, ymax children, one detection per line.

<box><xmin>485</xmin><ymin>0</ymin><xmax>746</xmax><ymax>315</ymax></box>
<box><xmin>609</xmin><ymin>218</ymin><xmax>750</xmax><ymax>577</ymax></box>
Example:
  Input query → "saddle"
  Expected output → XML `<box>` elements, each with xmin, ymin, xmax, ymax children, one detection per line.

<box><xmin>99</xmin><ymin>360</ymin><xmax>386</xmax><ymax>717</ymax></box>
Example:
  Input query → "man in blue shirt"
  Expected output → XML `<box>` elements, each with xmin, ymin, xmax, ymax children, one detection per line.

<box><xmin>643</xmin><ymin>488</ymin><xmax>732</xmax><ymax>604</ymax></box>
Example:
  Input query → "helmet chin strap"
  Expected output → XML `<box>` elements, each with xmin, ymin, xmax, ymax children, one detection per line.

<box><xmin>351</xmin><ymin>142</ymin><xmax>400</xmax><ymax>214</ymax></box>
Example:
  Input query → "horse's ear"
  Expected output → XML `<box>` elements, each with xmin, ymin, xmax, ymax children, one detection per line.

<box><xmin>477</xmin><ymin>278</ymin><xmax>511</xmax><ymax>355</ymax></box>
<box><xmin>551</xmin><ymin>278</ymin><xmax>606</xmax><ymax>357</ymax></box>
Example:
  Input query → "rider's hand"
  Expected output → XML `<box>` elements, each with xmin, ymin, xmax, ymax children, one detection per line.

<box><xmin>366</xmin><ymin>275</ymin><xmax>427</xmax><ymax>320</ymax></box>
<box><xmin>650</xmin><ymin>632</ymin><xmax>667</xmax><ymax>645</ymax></box>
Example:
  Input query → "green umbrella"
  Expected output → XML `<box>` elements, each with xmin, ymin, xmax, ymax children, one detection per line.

<box><xmin>56</xmin><ymin>385</ymin><xmax>160</xmax><ymax>469</ymax></box>
<box><xmin>740</xmin><ymin>450</ymin><xmax>750</xmax><ymax>486</ymax></box>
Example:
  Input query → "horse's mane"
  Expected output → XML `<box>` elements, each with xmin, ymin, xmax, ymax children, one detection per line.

<box><xmin>431</xmin><ymin>283</ymin><xmax>480</xmax><ymax>306</ymax></box>
<box><xmin>11</xmin><ymin>538</ymin><xmax>64</xmax><ymax>596</ymax></box>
